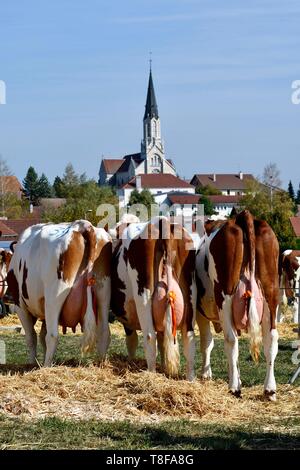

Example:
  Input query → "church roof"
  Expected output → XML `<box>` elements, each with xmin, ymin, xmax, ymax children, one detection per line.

<box><xmin>123</xmin><ymin>174</ymin><xmax>193</xmax><ymax>189</ymax></box>
<box><xmin>144</xmin><ymin>70</ymin><xmax>159</xmax><ymax>120</ymax></box>
<box><xmin>117</xmin><ymin>153</ymin><xmax>143</xmax><ymax>173</ymax></box>
<box><xmin>102</xmin><ymin>159</ymin><xmax>124</xmax><ymax>174</ymax></box>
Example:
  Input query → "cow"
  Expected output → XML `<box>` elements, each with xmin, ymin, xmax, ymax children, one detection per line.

<box><xmin>7</xmin><ymin>220</ymin><xmax>112</xmax><ymax>366</ymax></box>
<box><xmin>111</xmin><ymin>216</ymin><xmax>197</xmax><ymax>380</ymax></box>
<box><xmin>0</xmin><ymin>248</ymin><xmax>13</xmax><ymax>299</ymax></box>
<box><xmin>196</xmin><ymin>210</ymin><xmax>279</xmax><ymax>400</ymax></box>
<box><xmin>277</xmin><ymin>250</ymin><xmax>300</xmax><ymax>324</ymax></box>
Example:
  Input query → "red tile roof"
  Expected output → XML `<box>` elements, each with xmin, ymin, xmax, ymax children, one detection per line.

<box><xmin>0</xmin><ymin>176</ymin><xmax>22</xmax><ymax>194</ymax></box>
<box><xmin>167</xmin><ymin>193</ymin><xmax>200</xmax><ymax>204</ymax></box>
<box><xmin>3</xmin><ymin>219</ymin><xmax>40</xmax><ymax>238</ymax></box>
<box><xmin>290</xmin><ymin>217</ymin><xmax>300</xmax><ymax>237</ymax></box>
<box><xmin>207</xmin><ymin>195</ymin><xmax>242</xmax><ymax>204</ymax></box>
<box><xmin>123</xmin><ymin>174</ymin><xmax>193</xmax><ymax>189</ymax></box>
<box><xmin>102</xmin><ymin>159</ymin><xmax>124</xmax><ymax>174</ymax></box>
<box><xmin>0</xmin><ymin>220</ymin><xmax>18</xmax><ymax>240</ymax></box>
<box><xmin>191</xmin><ymin>173</ymin><xmax>254</xmax><ymax>191</ymax></box>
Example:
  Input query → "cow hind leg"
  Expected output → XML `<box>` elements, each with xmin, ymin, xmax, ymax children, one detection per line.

<box><xmin>134</xmin><ymin>293</ymin><xmax>156</xmax><ymax>372</ymax></box>
<box><xmin>94</xmin><ymin>282</ymin><xmax>111</xmax><ymax>362</ymax></box>
<box><xmin>197</xmin><ymin>313</ymin><xmax>214</xmax><ymax>380</ymax></box>
<box><xmin>262</xmin><ymin>301</ymin><xmax>278</xmax><ymax>401</ymax></box>
<box><xmin>125</xmin><ymin>327</ymin><xmax>138</xmax><ymax>360</ymax></box>
<box><xmin>292</xmin><ymin>299</ymin><xmax>299</xmax><ymax>324</ymax></box>
<box><xmin>181</xmin><ymin>326</ymin><xmax>195</xmax><ymax>381</ymax></box>
<box><xmin>16</xmin><ymin>306</ymin><xmax>37</xmax><ymax>364</ymax></box>
<box><xmin>157</xmin><ymin>331</ymin><xmax>164</xmax><ymax>369</ymax></box>
<box><xmin>39</xmin><ymin>320</ymin><xmax>47</xmax><ymax>360</ymax></box>
<box><xmin>220</xmin><ymin>295</ymin><xmax>241</xmax><ymax>397</ymax></box>
<box><xmin>44</xmin><ymin>301</ymin><xmax>60</xmax><ymax>367</ymax></box>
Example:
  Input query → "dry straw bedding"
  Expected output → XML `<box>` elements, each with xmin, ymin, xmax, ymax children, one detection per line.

<box><xmin>0</xmin><ymin>318</ymin><xmax>299</xmax><ymax>428</ymax></box>
<box><xmin>0</xmin><ymin>358</ymin><xmax>300</xmax><ymax>427</ymax></box>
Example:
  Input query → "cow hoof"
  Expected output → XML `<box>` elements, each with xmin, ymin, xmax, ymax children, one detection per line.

<box><xmin>229</xmin><ymin>389</ymin><xmax>242</xmax><ymax>398</ymax></box>
<box><xmin>264</xmin><ymin>390</ymin><xmax>276</xmax><ymax>401</ymax></box>
<box><xmin>186</xmin><ymin>373</ymin><xmax>195</xmax><ymax>382</ymax></box>
<box><xmin>200</xmin><ymin>374</ymin><xmax>212</xmax><ymax>381</ymax></box>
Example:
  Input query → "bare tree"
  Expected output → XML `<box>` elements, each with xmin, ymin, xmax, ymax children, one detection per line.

<box><xmin>0</xmin><ymin>154</ymin><xmax>12</xmax><ymax>217</ymax></box>
<box><xmin>263</xmin><ymin>162</ymin><xmax>282</xmax><ymax>189</ymax></box>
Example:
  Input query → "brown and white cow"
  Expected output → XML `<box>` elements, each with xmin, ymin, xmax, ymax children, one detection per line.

<box><xmin>196</xmin><ymin>210</ymin><xmax>279</xmax><ymax>400</ymax></box>
<box><xmin>111</xmin><ymin>216</ymin><xmax>197</xmax><ymax>380</ymax></box>
<box><xmin>7</xmin><ymin>220</ymin><xmax>112</xmax><ymax>366</ymax></box>
<box><xmin>277</xmin><ymin>250</ymin><xmax>300</xmax><ymax>324</ymax></box>
<box><xmin>0</xmin><ymin>248</ymin><xmax>13</xmax><ymax>299</ymax></box>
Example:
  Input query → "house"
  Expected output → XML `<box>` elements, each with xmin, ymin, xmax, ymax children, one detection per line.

<box><xmin>207</xmin><ymin>194</ymin><xmax>242</xmax><ymax>218</ymax></box>
<box><xmin>290</xmin><ymin>216</ymin><xmax>300</xmax><ymax>236</ymax></box>
<box><xmin>118</xmin><ymin>174</ymin><xmax>196</xmax><ymax>212</ymax></box>
<box><xmin>98</xmin><ymin>68</ymin><xmax>177</xmax><ymax>188</ymax></box>
<box><xmin>165</xmin><ymin>192</ymin><xmax>200</xmax><ymax>217</ymax></box>
<box><xmin>190</xmin><ymin>173</ymin><xmax>254</xmax><ymax>196</ymax></box>
<box><xmin>0</xmin><ymin>220</ymin><xmax>18</xmax><ymax>247</ymax></box>
<box><xmin>0</xmin><ymin>176</ymin><xmax>23</xmax><ymax>199</ymax></box>
<box><xmin>0</xmin><ymin>217</ymin><xmax>40</xmax><ymax>248</ymax></box>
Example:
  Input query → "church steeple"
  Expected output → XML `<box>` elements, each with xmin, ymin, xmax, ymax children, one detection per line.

<box><xmin>141</xmin><ymin>67</ymin><xmax>164</xmax><ymax>171</ymax></box>
<box><xmin>144</xmin><ymin>69</ymin><xmax>159</xmax><ymax>120</ymax></box>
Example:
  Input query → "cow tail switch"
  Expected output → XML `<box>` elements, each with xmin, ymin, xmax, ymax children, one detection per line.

<box><xmin>87</xmin><ymin>275</ymin><xmax>98</xmax><ymax>324</ymax></box>
<box><xmin>168</xmin><ymin>291</ymin><xmax>177</xmax><ymax>344</ymax></box>
<box><xmin>242</xmin><ymin>290</ymin><xmax>252</xmax><ymax>312</ymax></box>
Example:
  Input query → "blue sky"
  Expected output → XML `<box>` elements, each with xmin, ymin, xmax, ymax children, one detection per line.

<box><xmin>0</xmin><ymin>0</ymin><xmax>299</xmax><ymax>188</ymax></box>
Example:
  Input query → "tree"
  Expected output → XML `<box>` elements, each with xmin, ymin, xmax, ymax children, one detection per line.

<box><xmin>263</xmin><ymin>162</ymin><xmax>282</xmax><ymax>188</ymax></box>
<box><xmin>37</xmin><ymin>173</ymin><xmax>53</xmax><ymax>198</ymax></box>
<box><xmin>198</xmin><ymin>195</ymin><xmax>215</xmax><ymax>216</ymax></box>
<box><xmin>240</xmin><ymin>179</ymin><xmax>296</xmax><ymax>251</ymax></box>
<box><xmin>0</xmin><ymin>155</ymin><xmax>12</xmax><ymax>216</ymax></box>
<box><xmin>42</xmin><ymin>180</ymin><xmax>118</xmax><ymax>226</ymax></box>
<box><xmin>128</xmin><ymin>189</ymin><xmax>156</xmax><ymax>219</ymax></box>
<box><xmin>0</xmin><ymin>193</ymin><xmax>30</xmax><ymax>219</ymax></box>
<box><xmin>62</xmin><ymin>163</ymin><xmax>79</xmax><ymax>187</ymax></box>
<box><xmin>296</xmin><ymin>186</ymin><xmax>300</xmax><ymax>205</ymax></box>
<box><xmin>23</xmin><ymin>166</ymin><xmax>40</xmax><ymax>205</ymax></box>
<box><xmin>288</xmin><ymin>180</ymin><xmax>295</xmax><ymax>201</ymax></box>
<box><xmin>53</xmin><ymin>176</ymin><xmax>66</xmax><ymax>198</ymax></box>
<box><xmin>195</xmin><ymin>184</ymin><xmax>221</xmax><ymax>196</ymax></box>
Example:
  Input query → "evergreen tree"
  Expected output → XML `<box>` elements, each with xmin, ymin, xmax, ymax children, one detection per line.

<box><xmin>53</xmin><ymin>176</ymin><xmax>66</xmax><ymax>198</ymax></box>
<box><xmin>296</xmin><ymin>187</ymin><xmax>300</xmax><ymax>205</ymax></box>
<box><xmin>37</xmin><ymin>173</ymin><xmax>53</xmax><ymax>198</ymax></box>
<box><xmin>288</xmin><ymin>180</ymin><xmax>295</xmax><ymax>201</ymax></box>
<box><xmin>62</xmin><ymin>163</ymin><xmax>79</xmax><ymax>187</ymax></box>
<box><xmin>23</xmin><ymin>166</ymin><xmax>40</xmax><ymax>205</ymax></box>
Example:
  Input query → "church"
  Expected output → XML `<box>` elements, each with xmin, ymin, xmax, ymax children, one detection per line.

<box><xmin>98</xmin><ymin>68</ymin><xmax>189</xmax><ymax>188</ymax></box>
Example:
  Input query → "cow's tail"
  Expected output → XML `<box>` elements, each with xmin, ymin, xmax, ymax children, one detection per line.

<box><xmin>81</xmin><ymin>280</ymin><xmax>97</xmax><ymax>354</ymax></box>
<box><xmin>236</xmin><ymin>210</ymin><xmax>261</xmax><ymax>362</ymax></box>
<box><xmin>247</xmin><ymin>294</ymin><xmax>262</xmax><ymax>362</ymax></box>
<box><xmin>161</xmin><ymin>219</ymin><xmax>180</xmax><ymax>377</ymax></box>
<box><xmin>78</xmin><ymin>221</ymin><xmax>98</xmax><ymax>354</ymax></box>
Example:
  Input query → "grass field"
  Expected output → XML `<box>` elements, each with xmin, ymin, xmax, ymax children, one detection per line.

<box><xmin>0</xmin><ymin>316</ymin><xmax>300</xmax><ymax>450</ymax></box>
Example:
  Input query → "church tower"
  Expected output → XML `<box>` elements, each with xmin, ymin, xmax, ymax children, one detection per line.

<box><xmin>141</xmin><ymin>68</ymin><xmax>165</xmax><ymax>173</ymax></box>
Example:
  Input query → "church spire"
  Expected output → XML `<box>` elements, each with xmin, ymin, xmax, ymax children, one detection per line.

<box><xmin>143</xmin><ymin>69</ymin><xmax>159</xmax><ymax>120</ymax></box>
